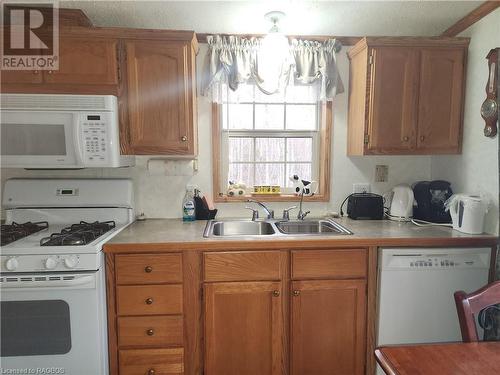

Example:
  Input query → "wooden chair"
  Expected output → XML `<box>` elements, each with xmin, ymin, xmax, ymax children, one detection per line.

<box><xmin>454</xmin><ymin>281</ymin><xmax>500</xmax><ymax>342</ymax></box>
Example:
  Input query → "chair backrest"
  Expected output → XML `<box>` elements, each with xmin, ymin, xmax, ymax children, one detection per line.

<box><xmin>454</xmin><ymin>281</ymin><xmax>500</xmax><ymax>342</ymax></box>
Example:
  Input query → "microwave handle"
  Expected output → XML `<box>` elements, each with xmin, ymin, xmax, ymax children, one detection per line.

<box><xmin>73</xmin><ymin>115</ymin><xmax>85</xmax><ymax>165</ymax></box>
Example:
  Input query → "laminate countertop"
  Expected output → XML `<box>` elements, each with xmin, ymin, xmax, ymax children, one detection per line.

<box><xmin>103</xmin><ymin>218</ymin><xmax>497</xmax><ymax>253</ymax></box>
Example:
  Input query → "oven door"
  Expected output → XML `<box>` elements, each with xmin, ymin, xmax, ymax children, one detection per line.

<box><xmin>0</xmin><ymin>111</ymin><xmax>83</xmax><ymax>168</ymax></box>
<box><xmin>0</xmin><ymin>271</ymin><xmax>108</xmax><ymax>375</ymax></box>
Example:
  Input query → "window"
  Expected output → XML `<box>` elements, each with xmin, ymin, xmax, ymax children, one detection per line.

<box><xmin>212</xmin><ymin>83</ymin><xmax>332</xmax><ymax>202</ymax></box>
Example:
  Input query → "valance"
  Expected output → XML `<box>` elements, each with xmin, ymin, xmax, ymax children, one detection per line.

<box><xmin>201</xmin><ymin>35</ymin><xmax>344</xmax><ymax>102</ymax></box>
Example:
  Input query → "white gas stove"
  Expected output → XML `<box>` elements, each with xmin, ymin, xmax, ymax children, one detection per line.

<box><xmin>0</xmin><ymin>178</ymin><xmax>134</xmax><ymax>375</ymax></box>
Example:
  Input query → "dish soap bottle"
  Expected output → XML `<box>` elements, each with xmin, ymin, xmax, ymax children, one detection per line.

<box><xmin>182</xmin><ymin>185</ymin><xmax>196</xmax><ymax>221</ymax></box>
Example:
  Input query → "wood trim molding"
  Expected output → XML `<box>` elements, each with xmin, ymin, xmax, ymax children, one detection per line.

<box><xmin>210</xmin><ymin>102</ymin><xmax>333</xmax><ymax>203</ymax></box>
<box><xmin>197</xmin><ymin>33</ymin><xmax>361</xmax><ymax>46</ymax></box>
<box><xmin>441</xmin><ymin>1</ymin><xmax>500</xmax><ymax>37</ymax></box>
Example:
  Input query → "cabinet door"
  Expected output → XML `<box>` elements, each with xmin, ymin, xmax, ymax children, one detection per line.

<box><xmin>291</xmin><ymin>279</ymin><xmax>366</xmax><ymax>375</ymax></box>
<box><xmin>125</xmin><ymin>41</ymin><xmax>196</xmax><ymax>155</ymax></box>
<box><xmin>44</xmin><ymin>38</ymin><xmax>118</xmax><ymax>85</ymax></box>
<box><xmin>1</xmin><ymin>69</ymin><xmax>43</xmax><ymax>84</ymax></box>
<box><xmin>368</xmin><ymin>47</ymin><xmax>419</xmax><ymax>153</ymax></box>
<box><xmin>416</xmin><ymin>48</ymin><xmax>465</xmax><ymax>153</ymax></box>
<box><xmin>204</xmin><ymin>281</ymin><xmax>284</xmax><ymax>375</ymax></box>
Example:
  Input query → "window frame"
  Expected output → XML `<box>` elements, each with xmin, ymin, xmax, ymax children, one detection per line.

<box><xmin>211</xmin><ymin>101</ymin><xmax>332</xmax><ymax>202</ymax></box>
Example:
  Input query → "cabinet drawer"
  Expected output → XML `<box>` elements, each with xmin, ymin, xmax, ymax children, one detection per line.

<box><xmin>116</xmin><ymin>253</ymin><xmax>182</xmax><ymax>285</ymax></box>
<box><xmin>117</xmin><ymin>285</ymin><xmax>183</xmax><ymax>316</ymax></box>
<box><xmin>119</xmin><ymin>348</ymin><xmax>184</xmax><ymax>375</ymax></box>
<box><xmin>204</xmin><ymin>251</ymin><xmax>282</xmax><ymax>282</ymax></box>
<box><xmin>292</xmin><ymin>249</ymin><xmax>367</xmax><ymax>279</ymax></box>
<box><xmin>118</xmin><ymin>315</ymin><xmax>183</xmax><ymax>347</ymax></box>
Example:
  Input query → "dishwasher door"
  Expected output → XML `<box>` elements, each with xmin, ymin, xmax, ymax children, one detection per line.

<box><xmin>377</xmin><ymin>247</ymin><xmax>491</xmax><ymax>347</ymax></box>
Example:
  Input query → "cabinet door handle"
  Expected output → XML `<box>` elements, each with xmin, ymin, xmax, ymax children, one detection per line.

<box><xmin>420</xmin><ymin>135</ymin><xmax>425</xmax><ymax>142</ymax></box>
<box><xmin>47</xmin><ymin>70</ymin><xmax>53</xmax><ymax>74</ymax></box>
<box><xmin>148</xmin><ymin>369</ymin><xmax>155</xmax><ymax>375</ymax></box>
<box><xmin>144</xmin><ymin>265</ymin><xmax>153</xmax><ymax>273</ymax></box>
<box><xmin>403</xmin><ymin>136</ymin><xmax>409</xmax><ymax>142</ymax></box>
<box><xmin>293</xmin><ymin>290</ymin><xmax>300</xmax><ymax>297</ymax></box>
<box><xmin>33</xmin><ymin>70</ymin><xmax>39</xmax><ymax>74</ymax></box>
<box><xmin>145</xmin><ymin>297</ymin><xmax>154</xmax><ymax>305</ymax></box>
<box><xmin>181</xmin><ymin>135</ymin><xmax>188</xmax><ymax>142</ymax></box>
<box><xmin>146</xmin><ymin>329</ymin><xmax>155</xmax><ymax>336</ymax></box>
<box><xmin>272</xmin><ymin>290</ymin><xmax>280</xmax><ymax>297</ymax></box>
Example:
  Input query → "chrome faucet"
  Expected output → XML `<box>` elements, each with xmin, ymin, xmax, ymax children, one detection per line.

<box><xmin>297</xmin><ymin>192</ymin><xmax>310</xmax><ymax>220</ymax></box>
<box><xmin>247</xmin><ymin>199</ymin><xmax>274</xmax><ymax>219</ymax></box>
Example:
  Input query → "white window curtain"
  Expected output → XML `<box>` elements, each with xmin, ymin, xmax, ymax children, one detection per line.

<box><xmin>201</xmin><ymin>35</ymin><xmax>344</xmax><ymax>103</ymax></box>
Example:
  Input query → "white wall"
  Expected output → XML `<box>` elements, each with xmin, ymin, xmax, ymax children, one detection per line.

<box><xmin>1</xmin><ymin>45</ymin><xmax>433</xmax><ymax>219</ymax></box>
<box><xmin>431</xmin><ymin>9</ymin><xmax>500</xmax><ymax>235</ymax></box>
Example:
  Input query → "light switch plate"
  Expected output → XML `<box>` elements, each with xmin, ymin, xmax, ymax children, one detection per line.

<box><xmin>353</xmin><ymin>183</ymin><xmax>371</xmax><ymax>193</ymax></box>
<box><xmin>375</xmin><ymin>165</ymin><xmax>389</xmax><ymax>182</ymax></box>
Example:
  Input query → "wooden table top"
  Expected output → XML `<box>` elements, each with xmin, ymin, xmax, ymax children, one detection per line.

<box><xmin>375</xmin><ymin>342</ymin><xmax>500</xmax><ymax>375</ymax></box>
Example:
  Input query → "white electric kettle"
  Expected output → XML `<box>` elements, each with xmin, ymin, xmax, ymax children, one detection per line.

<box><xmin>389</xmin><ymin>184</ymin><xmax>415</xmax><ymax>221</ymax></box>
<box><xmin>446</xmin><ymin>194</ymin><xmax>488</xmax><ymax>234</ymax></box>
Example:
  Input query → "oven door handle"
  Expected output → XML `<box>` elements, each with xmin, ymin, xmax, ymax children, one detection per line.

<box><xmin>0</xmin><ymin>274</ymin><xmax>96</xmax><ymax>289</ymax></box>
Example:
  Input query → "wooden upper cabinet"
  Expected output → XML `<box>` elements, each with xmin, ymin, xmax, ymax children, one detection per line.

<box><xmin>291</xmin><ymin>279</ymin><xmax>366</xmax><ymax>375</ymax></box>
<box><xmin>416</xmin><ymin>48</ymin><xmax>465</xmax><ymax>153</ymax></box>
<box><xmin>124</xmin><ymin>39</ymin><xmax>197</xmax><ymax>156</ymax></box>
<box><xmin>347</xmin><ymin>37</ymin><xmax>468</xmax><ymax>155</ymax></box>
<box><xmin>368</xmin><ymin>47</ymin><xmax>419</xmax><ymax>153</ymax></box>
<box><xmin>1</xmin><ymin>69</ymin><xmax>44</xmax><ymax>84</ymax></box>
<box><xmin>204</xmin><ymin>281</ymin><xmax>284</xmax><ymax>375</ymax></box>
<box><xmin>44</xmin><ymin>37</ymin><xmax>118</xmax><ymax>85</ymax></box>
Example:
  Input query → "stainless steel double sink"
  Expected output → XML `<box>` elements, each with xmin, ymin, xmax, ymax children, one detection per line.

<box><xmin>203</xmin><ymin>218</ymin><xmax>353</xmax><ymax>238</ymax></box>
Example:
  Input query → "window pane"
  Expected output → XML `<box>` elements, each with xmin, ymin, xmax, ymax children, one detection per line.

<box><xmin>287</xmin><ymin>138</ymin><xmax>312</xmax><ymax>162</ymax></box>
<box><xmin>228</xmin><ymin>163</ymin><xmax>254</xmax><ymax>187</ymax></box>
<box><xmin>254</xmin><ymin>87</ymin><xmax>285</xmax><ymax>103</ymax></box>
<box><xmin>286</xmin><ymin>105</ymin><xmax>317</xmax><ymax>130</ymax></box>
<box><xmin>227</xmin><ymin>104</ymin><xmax>253</xmax><ymax>129</ymax></box>
<box><xmin>229</xmin><ymin>138</ymin><xmax>254</xmax><ymax>162</ymax></box>
<box><xmin>255</xmin><ymin>138</ymin><xmax>284</xmax><ymax>162</ymax></box>
<box><xmin>228</xmin><ymin>83</ymin><xmax>254</xmax><ymax>103</ymax></box>
<box><xmin>255</xmin><ymin>163</ymin><xmax>284</xmax><ymax>186</ymax></box>
<box><xmin>286</xmin><ymin>84</ymin><xmax>318</xmax><ymax>104</ymax></box>
<box><xmin>255</xmin><ymin>104</ymin><xmax>284</xmax><ymax>130</ymax></box>
<box><xmin>286</xmin><ymin>163</ymin><xmax>312</xmax><ymax>187</ymax></box>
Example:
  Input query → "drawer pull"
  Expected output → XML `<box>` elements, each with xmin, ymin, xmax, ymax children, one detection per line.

<box><xmin>293</xmin><ymin>290</ymin><xmax>300</xmax><ymax>297</ymax></box>
<box><xmin>272</xmin><ymin>290</ymin><xmax>280</xmax><ymax>297</ymax></box>
<box><xmin>146</xmin><ymin>328</ymin><xmax>155</xmax><ymax>336</ymax></box>
<box><xmin>47</xmin><ymin>70</ymin><xmax>53</xmax><ymax>74</ymax></box>
<box><xmin>181</xmin><ymin>135</ymin><xmax>188</xmax><ymax>142</ymax></box>
<box><xmin>148</xmin><ymin>369</ymin><xmax>156</xmax><ymax>375</ymax></box>
<box><xmin>145</xmin><ymin>297</ymin><xmax>154</xmax><ymax>305</ymax></box>
<box><xmin>144</xmin><ymin>265</ymin><xmax>153</xmax><ymax>273</ymax></box>
<box><xmin>403</xmin><ymin>136</ymin><xmax>409</xmax><ymax>142</ymax></box>
<box><xmin>420</xmin><ymin>135</ymin><xmax>425</xmax><ymax>142</ymax></box>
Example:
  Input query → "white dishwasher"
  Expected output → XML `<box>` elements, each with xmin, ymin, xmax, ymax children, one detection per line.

<box><xmin>376</xmin><ymin>247</ymin><xmax>491</xmax><ymax>374</ymax></box>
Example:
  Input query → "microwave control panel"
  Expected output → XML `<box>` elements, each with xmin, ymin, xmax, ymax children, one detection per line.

<box><xmin>82</xmin><ymin>114</ymin><xmax>109</xmax><ymax>163</ymax></box>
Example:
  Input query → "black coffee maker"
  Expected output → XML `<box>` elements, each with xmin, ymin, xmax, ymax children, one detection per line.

<box><xmin>412</xmin><ymin>180</ymin><xmax>453</xmax><ymax>223</ymax></box>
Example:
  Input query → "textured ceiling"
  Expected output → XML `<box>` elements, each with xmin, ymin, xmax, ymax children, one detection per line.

<box><xmin>60</xmin><ymin>0</ymin><xmax>482</xmax><ymax>37</ymax></box>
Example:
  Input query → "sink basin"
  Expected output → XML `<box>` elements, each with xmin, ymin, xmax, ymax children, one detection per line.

<box><xmin>275</xmin><ymin>220</ymin><xmax>353</xmax><ymax>235</ymax></box>
<box><xmin>204</xmin><ymin>219</ymin><xmax>352</xmax><ymax>237</ymax></box>
<box><xmin>209</xmin><ymin>221</ymin><xmax>275</xmax><ymax>237</ymax></box>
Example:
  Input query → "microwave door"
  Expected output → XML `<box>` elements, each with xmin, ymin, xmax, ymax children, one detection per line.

<box><xmin>0</xmin><ymin>112</ymin><xmax>79</xmax><ymax>168</ymax></box>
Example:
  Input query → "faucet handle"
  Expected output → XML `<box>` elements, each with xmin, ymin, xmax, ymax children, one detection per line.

<box><xmin>298</xmin><ymin>210</ymin><xmax>311</xmax><ymax>220</ymax></box>
<box><xmin>245</xmin><ymin>206</ymin><xmax>259</xmax><ymax>221</ymax></box>
<box><xmin>282</xmin><ymin>206</ymin><xmax>297</xmax><ymax>220</ymax></box>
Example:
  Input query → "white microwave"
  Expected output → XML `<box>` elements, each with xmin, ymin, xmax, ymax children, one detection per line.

<box><xmin>0</xmin><ymin>94</ymin><xmax>134</xmax><ymax>168</ymax></box>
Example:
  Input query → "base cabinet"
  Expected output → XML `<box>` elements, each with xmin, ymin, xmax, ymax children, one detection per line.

<box><xmin>106</xmin><ymin>249</ymin><xmax>368</xmax><ymax>375</ymax></box>
<box><xmin>291</xmin><ymin>280</ymin><xmax>367</xmax><ymax>375</ymax></box>
<box><xmin>204</xmin><ymin>281</ymin><xmax>285</xmax><ymax>375</ymax></box>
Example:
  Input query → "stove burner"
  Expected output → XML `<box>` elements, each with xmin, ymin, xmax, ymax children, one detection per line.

<box><xmin>0</xmin><ymin>221</ymin><xmax>49</xmax><ymax>246</ymax></box>
<box><xmin>40</xmin><ymin>221</ymin><xmax>116</xmax><ymax>246</ymax></box>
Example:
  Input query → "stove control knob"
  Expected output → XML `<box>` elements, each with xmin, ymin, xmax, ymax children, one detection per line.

<box><xmin>44</xmin><ymin>256</ymin><xmax>59</xmax><ymax>270</ymax></box>
<box><xmin>64</xmin><ymin>255</ymin><xmax>80</xmax><ymax>269</ymax></box>
<box><xmin>5</xmin><ymin>257</ymin><xmax>19</xmax><ymax>271</ymax></box>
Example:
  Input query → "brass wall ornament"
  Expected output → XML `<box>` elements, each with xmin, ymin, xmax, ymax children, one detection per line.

<box><xmin>481</xmin><ymin>48</ymin><xmax>499</xmax><ymax>137</ymax></box>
